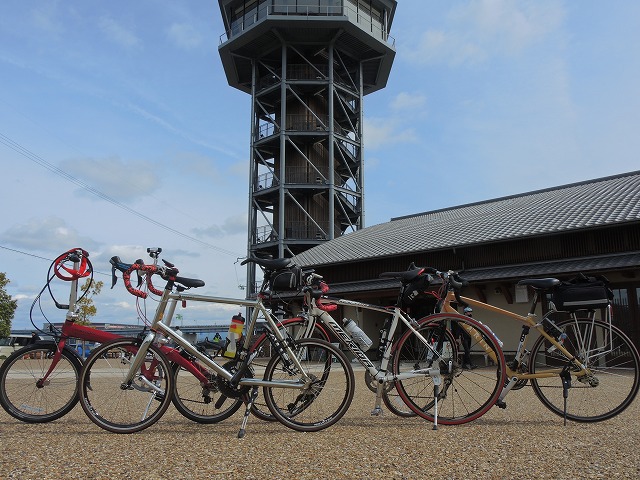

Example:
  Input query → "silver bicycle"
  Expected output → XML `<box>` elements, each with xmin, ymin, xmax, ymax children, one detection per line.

<box><xmin>78</xmin><ymin>257</ymin><xmax>355</xmax><ymax>437</ymax></box>
<box><xmin>244</xmin><ymin>258</ymin><xmax>507</xmax><ymax>427</ymax></box>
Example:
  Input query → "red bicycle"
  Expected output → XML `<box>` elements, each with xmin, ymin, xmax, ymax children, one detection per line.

<box><xmin>0</xmin><ymin>248</ymin><xmax>244</xmax><ymax>424</ymax></box>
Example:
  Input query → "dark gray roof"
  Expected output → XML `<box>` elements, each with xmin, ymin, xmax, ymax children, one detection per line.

<box><xmin>295</xmin><ymin>171</ymin><xmax>640</xmax><ymax>267</ymax></box>
<box><xmin>323</xmin><ymin>252</ymin><xmax>640</xmax><ymax>295</ymax></box>
<box><xmin>461</xmin><ymin>252</ymin><xmax>640</xmax><ymax>282</ymax></box>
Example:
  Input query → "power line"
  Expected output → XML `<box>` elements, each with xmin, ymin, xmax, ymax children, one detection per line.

<box><xmin>0</xmin><ymin>245</ymin><xmax>52</xmax><ymax>262</ymax></box>
<box><xmin>0</xmin><ymin>132</ymin><xmax>242</xmax><ymax>258</ymax></box>
<box><xmin>0</xmin><ymin>245</ymin><xmax>111</xmax><ymax>277</ymax></box>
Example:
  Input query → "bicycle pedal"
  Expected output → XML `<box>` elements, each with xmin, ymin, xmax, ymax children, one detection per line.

<box><xmin>371</xmin><ymin>407</ymin><xmax>383</xmax><ymax>416</ymax></box>
<box><xmin>495</xmin><ymin>400</ymin><xmax>507</xmax><ymax>409</ymax></box>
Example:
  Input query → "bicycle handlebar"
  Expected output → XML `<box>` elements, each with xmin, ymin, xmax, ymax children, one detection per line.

<box><xmin>114</xmin><ymin>256</ymin><xmax>204</xmax><ymax>298</ymax></box>
<box><xmin>122</xmin><ymin>263</ymin><xmax>160</xmax><ymax>299</ymax></box>
<box><xmin>315</xmin><ymin>296</ymin><xmax>338</xmax><ymax>312</ymax></box>
<box><xmin>54</xmin><ymin>248</ymin><xmax>92</xmax><ymax>281</ymax></box>
<box><xmin>110</xmin><ymin>256</ymin><xmax>163</xmax><ymax>297</ymax></box>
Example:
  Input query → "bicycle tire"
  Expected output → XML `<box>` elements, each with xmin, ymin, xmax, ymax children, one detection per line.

<box><xmin>530</xmin><ymin>318</ymin><xmax>640</xmax><ymax>422</ymax></box>
<box><xmin>248</xmin><ymin>317</ymin><xmax>330</xmax><ymax>422</ymax></box>
<box><xmin>393</xmin><ymin>313</ymin><xmax>506</xmax><ymax>425</ymax></box>
<box><xmin>383</xmin><ymin>325</ymin><xmax>456</xmax><ymax>417</ymax></box>
<box><xmin>79</xmin><ymin>338</ymin><xmax>174</xmax><ymax>433</ymax></box>
<box><xmin>171</xmin><ymin>362</ymin><xmax>244</xmax><ymax>423</ymax></box>
<box><xmin>0</xmin><ymin>343</ymin><xmax>82</xmax><ymax>422</ymax></box>
<box><xmin>263</xmin><ymin>338</ymin><xmax>355</xmax><ymax>432</ymax></box>
<box><xmin>382</xmin><ymin>386</ymin><xmax>417</xmax><ymax>417</ymax></box>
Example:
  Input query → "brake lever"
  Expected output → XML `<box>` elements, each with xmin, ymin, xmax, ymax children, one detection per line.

<box><xmin>134</xmin><ymin>259</ymin><xmax>145</xmax><ymax>288</ymax></box>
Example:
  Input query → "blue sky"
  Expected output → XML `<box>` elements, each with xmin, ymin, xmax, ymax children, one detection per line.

<box><xmin>2</xmin><ymin>1</ymin><xmax>639</xmax><ymax>330</ymax></box>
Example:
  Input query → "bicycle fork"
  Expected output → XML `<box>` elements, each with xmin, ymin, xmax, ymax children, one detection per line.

<box><xmin>121</xmin><ymin>332</ymin><xmax>156</xmax><ymax>389</ymax></box>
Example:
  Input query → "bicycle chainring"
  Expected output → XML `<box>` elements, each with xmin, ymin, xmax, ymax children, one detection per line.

<box><xmin>364</xmin><ymin>369</ymin><xmax>393</xmax><ymax>393</ymax></box>
<box><xmin>215</xmin><ymin>360</ymin><xmax>253</xmax><ymax>398</ymax></box>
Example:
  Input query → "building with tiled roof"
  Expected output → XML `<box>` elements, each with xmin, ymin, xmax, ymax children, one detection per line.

<box><xmin>293</xmin><ymin>171</ymin><xmax>640</xmax><ymax>351</ymax></box>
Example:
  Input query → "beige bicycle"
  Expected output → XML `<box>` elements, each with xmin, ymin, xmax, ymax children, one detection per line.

<box><xmin>427</xmin><ymin>268</ymin><xmax>639</xmax><ymax>422</ymax></box>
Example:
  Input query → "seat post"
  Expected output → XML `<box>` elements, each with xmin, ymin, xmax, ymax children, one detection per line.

<box><xmin>528</xmin><ymin>289</ymin><xmax>540</xmax><ymax>316</ymax></box>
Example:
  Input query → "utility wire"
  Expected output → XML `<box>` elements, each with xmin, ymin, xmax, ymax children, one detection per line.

<box><xmin>0</xmin><ymin>132</ymin><xmax>242</xmax><ymax>258</ymax></box>
<box><xmin>0</xmin><ymin>245</ymin><xmax>111</xmax><ymax>277</ymax></box>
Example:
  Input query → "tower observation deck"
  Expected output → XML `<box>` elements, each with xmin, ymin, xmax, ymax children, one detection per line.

<box><xmin>217</xmin><ymin>0</ymin><xmax>396</xmax><ymax>292</ymax></box>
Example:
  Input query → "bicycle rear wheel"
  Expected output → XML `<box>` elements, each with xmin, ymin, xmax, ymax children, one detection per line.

<box><xmin>248</xmin><ymin>317</ymin><xmax>330</xmax><ymax>422</ymax></box>
<box><xmin>79</xmin><ymin>338</ymin><xmax>173</xmax><ymax>433</ymax></box>
<box><xmin>530</xmin><ymin>318</ymin><xmax>640</xmax><ymax>422</ymax></box>
<box><xmin>393</xmin><ymin>314</ymin><xmax>506</xmax><ymax>425</ymax></box>
<box><xmin>0</xmin><ymin>343</ymin><xmax>82</xmax><ymax>422</ymax></box>
<box><xmin>263</xmin><ymin>338</ymin><xmax>354</xmax><ymax>432</ymax></box>
<box><xmin>171</xmin><ymin>363</ymin><xmax>244</xmax><ymax>423</ymax></box>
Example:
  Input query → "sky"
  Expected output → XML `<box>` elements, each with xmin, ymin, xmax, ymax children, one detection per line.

<box><xmin>2</xmin><ymin>0</ymin><xmax>640</xmax><ymax>331</ymax></box>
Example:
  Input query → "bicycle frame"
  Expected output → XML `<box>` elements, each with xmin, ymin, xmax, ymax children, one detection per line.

<box><xmin>294</xmin><ymin>295</ymin><xmax>446</xmax><ymax>415</ymax></box>
<box><xmin>122</xmin><ymin>288</ymin><xmax>324</xmax><ymax>392</ymax></box>
<box><xmin>34</xmin><ymin>252</ymin><xmax>120</xmax><ymax>385</ymax></box>
<box><xmin>438</xmin><ymin>289</ymin><xmax>601</xmax><ymax>406</ymax></box>
<box><xmin>309</xmin><ymin>299</ymin><xmax>441</xmax><ymax>381</ymax></box>
<box><xmin>36</xmin><ymin>254</ymin><xmax>212</xmax><ymax>388</ymax></box>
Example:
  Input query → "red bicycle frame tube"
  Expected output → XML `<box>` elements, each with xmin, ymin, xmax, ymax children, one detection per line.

<box><xmin>39</xmin><ymin>320</ymin><xmax>211</xmax><ymax>385</ymax></box>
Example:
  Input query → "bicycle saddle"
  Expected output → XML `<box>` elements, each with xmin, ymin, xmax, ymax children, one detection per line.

<box><xmin>241</xmin><ymin>256</ymin><xmax>292</xmax><ymax>270</ymax></box>
<box><xmin>517</xmin><ymin>278</ymin><xmax>561</xmax><ymax>289</ymax></box>
<box><xmin>379</xmin><ymin>267</ymin><xmax>425</xmax><ymax>283</ymax></box>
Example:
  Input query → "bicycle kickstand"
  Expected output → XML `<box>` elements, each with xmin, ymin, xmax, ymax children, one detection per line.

<box><xmin>238</xmin><ymin>386</ymin><xmax>259</xmax><ymax>439</ymax></box>
<box><xmin>560</xmin><ymin>366</ymin><xmax>572</xmax><ymax>426</ymax></box>
<box><xmin>430</xmin><ymin>368</ymin><xmax>442</xmax><ymax>431</ymax></box>
<box><xmin>371</xmin><ymin>381</ymin><xmax>384</xmax><ymax>416</ymax></box>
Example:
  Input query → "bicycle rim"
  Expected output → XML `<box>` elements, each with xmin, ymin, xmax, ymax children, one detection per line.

<box><xmin>530</xmin><ymin>318</ymin><xmax>640</xmax><ymax>422</ymax></box>
<box><xmin>0</xmin><ymin>344</ymin><xmax>81</xmax><ymax>422</ymax></box>
<box><xmin>171</xmin><ymin>364</ymin><xmax>243</xmax><ymax>423</ymax></box>
<box><xmin>263</xmin><ymin>338</ymin><xmax>354</xmax><ymax>432</ymax></box>
<box><xmin>394</xmin><ymin>314</ymin><xmax>506</xmax><ymax>425</ymax></box>
<box><xmin>79</xmin><ymin>339</ymin><xmax>173</xmax><ymax>433</ymax></box>
<box><xmin>249</xmin><ymin>318</ymin><xmax>330</xmax><ymax>422</ymax></box>
<box><xmin>382</xmin><ymin>386</ymin><xmax>417</xmax><ymax>417</ymax></box>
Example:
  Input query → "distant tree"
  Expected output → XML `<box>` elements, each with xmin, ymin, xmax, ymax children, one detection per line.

<box><xmin>0</xmin><ymin>272</ymin><xmax>18</xmax><ymax>338</ymax></box>
<box><xmin>76</xmin><ymin>278</ymin><xmax>104</xmax><ymax>326</ymax></box>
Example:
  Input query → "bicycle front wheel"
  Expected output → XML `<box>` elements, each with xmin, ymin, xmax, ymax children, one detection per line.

<box><xmin>263</xmin><ymin>338</ymin><xmax>354</xmax><ymax>432</ymax></box>
<box><xmin>0</xmin><ymin>343</ymin><xmax>82</xmax><ymax>422</ymax></box>
<box><xmin>248</xmin><ymin>317</ymin><xmax>330</xmax><ymax>422</ymax></box>
<box><xmin>530</xmin><ymin>318</ymin><xmax>640</xmax><ymax>422</ymax></box>
<box><xmin>393</xmin><ymin>314</ymin><xmax>506</xmax><ymax>425</ymax></box>
<box><xmin>79</xmin><ymin>338</ymin><xmax>174</xmax><ymax>433</ymax></box>
<box><xmin>382</xmin><ymin>386</ymin><xmax>417</xmax><ymax>417</ymax></box>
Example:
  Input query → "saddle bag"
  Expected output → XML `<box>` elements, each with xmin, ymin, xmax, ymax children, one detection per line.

<box><xmin>401</xmin><ymin>274</ymin><xmax>437</xmax><ymax>317</ymax></box>
<box><xmin>269</xmin><ymin>266</ymin><xmax>303</xmax><ymax>292</ymax></box>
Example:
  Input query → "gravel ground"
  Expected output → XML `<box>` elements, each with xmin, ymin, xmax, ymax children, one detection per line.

<box><xmin>1</xmin><ymin>368</ymin><xmax>639</xmax><ymax>480</ymax></box>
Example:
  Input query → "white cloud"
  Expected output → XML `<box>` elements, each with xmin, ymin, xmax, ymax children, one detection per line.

<box><xmin>362</xmin><ymin>90</ymin><xmax>429</xmax><ymax>151</ymax></box>
<box><xmin>30</xmin><ymin>4</ymin><xmax>63</xmax><ymax>34</ymax></box>
<box><xmin>405</xmin><ymin>0</ymin><xmax>564</xmax><ymax>67</ymax></box>
<box><xmin>0</xmin><ymin>217</ymin><xmax>100</xmax><ymax>252</ymax></box>
<box><xmin>98</xmin><ymin>16</ymin><xmax>141</xmax><ymax>50</ymax></box>
<box><xmin>167</xmin><ymin>23</ymin><xmax>202</xmax><ymax>49</ymax></box>
<box><xmin>390</xmin><ymin>92</ymin><xmax>427</xmax><ymax>111</ymax></box>
<box><xmin>364</xmin><ymin>118</ymin><xmax>419</xmax><ymax>150</ymax></box>
<box><xmin>59</xmin><ymin>156</ymin><xmax>160</xmax><ymax>199</ymax></box>
<box><xmin>192</xmin><ymin>214</ymin><xmax>248</xmax><ymax>239</ymax></box>
<box><xmin>452</xmin><ymin>0</ymin><xmax>563</xmax><ymax>51</ymax></box>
